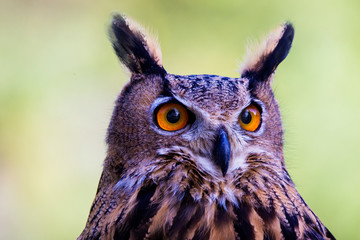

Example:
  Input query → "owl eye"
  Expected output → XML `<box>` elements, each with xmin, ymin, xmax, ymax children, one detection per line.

<box><xmin>239</xmin><ymin>104</ymin><xmax>261</xmax><ymax>131</ymax></box>
<box><xmin>156</xmin><ymin>102</ymin><xmax>189</xmax><ymax>131</ymax></box>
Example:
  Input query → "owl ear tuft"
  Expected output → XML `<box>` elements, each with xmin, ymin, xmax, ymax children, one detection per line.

<box><xmin>108</xmin><ymin>13</ymin><xmax>165</xmax><ymax>75</ymax></box>
<box><xmin>241</xmin><ymin>23</ymin><xmax>294</xmax><ymax>89</ymax></box>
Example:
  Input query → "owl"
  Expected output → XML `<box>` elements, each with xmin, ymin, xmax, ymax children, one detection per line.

<box><xmin>78</xmin><ymin>14</ymin><xmax>335</xmax><ymax>240</ymax></box>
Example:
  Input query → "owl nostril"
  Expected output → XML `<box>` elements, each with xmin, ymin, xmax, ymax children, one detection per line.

<box><xmin>212</xmin><ymin>127</ymin><xmax>231</xmax><ymax>177</ymax></box>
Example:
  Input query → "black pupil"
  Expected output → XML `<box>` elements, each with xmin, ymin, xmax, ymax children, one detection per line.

<box><xmin>167</xmin><ymin>109</ymin><xmax>181</xmax><ymax>123</ymax></box>
<box><xmin>240</xmin><ymin>110</ymin><xmax>252</xmax><ymax>124</ymax></box>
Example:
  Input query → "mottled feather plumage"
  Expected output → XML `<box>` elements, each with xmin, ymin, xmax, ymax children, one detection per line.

<box><xmin>78</xmin><ymin>14</ymin><xmax>335</xmax><ymax>240</ymax></box>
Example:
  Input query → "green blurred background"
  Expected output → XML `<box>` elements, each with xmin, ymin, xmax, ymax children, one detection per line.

<box><xmin>0</xmin><ymin>0</ymin><xmax>359</xmax><ymax>239</ymax></box>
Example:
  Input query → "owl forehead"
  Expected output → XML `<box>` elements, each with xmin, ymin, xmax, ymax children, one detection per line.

<box><xmin>166</xmin><ymin>74</ymin><xmax>250</xmax><ymax>117</ymax></box>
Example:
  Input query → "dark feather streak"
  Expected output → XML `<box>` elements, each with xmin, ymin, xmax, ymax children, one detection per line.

<box><xmin>114</xmin><ymin>181</ymin><xmax>158</xmax><ymax>239</ymax></box>
<box><xmin>233</xmin><ymin>201</ymin><xmax>255</xmax><ymax>240</ymax></box>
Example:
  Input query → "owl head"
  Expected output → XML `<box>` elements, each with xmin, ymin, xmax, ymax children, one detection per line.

<box><xmin>103</xmin><ymin>14</ymin><xmax>294</xmax><ymax>186</ymax></box>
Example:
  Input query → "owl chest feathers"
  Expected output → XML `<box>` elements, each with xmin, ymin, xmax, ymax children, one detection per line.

<box><xmin>83</xmin><ymin>151</ymin><xmax>331</xmax><ymax>240</ymax></box>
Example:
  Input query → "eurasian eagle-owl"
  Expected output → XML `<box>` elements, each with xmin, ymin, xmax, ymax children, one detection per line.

<box><xmin>78</xmin><ymin>14</ymin><xmax>334</xmax><ymax>240</ymax></box>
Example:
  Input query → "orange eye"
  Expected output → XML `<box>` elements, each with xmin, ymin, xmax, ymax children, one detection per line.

<box><xmin>239</xmin><ymin>104</ymin><xmax>261</xmax><ymax>132</ymax></box>
<box><xmin>156</xmin><ymin>102</ymin><xmax>189</xmax><ymax>131</ymax></box>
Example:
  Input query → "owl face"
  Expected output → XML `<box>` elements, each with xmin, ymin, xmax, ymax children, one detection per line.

<box><xmin>106</xmin><ymin>14</ymin><xmax>292</xmax><ymax>182</ymax></box>
<box><xmin>148</xmin><ymin>74</ymin><xmax>273</xmax><ymax>178</ymax></box>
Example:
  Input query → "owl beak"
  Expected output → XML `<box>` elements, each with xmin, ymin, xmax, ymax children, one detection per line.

<box><xmin>213</xmin><ymin>128</ymin><xmax>231</xmax><ymax>177</ymax></box>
